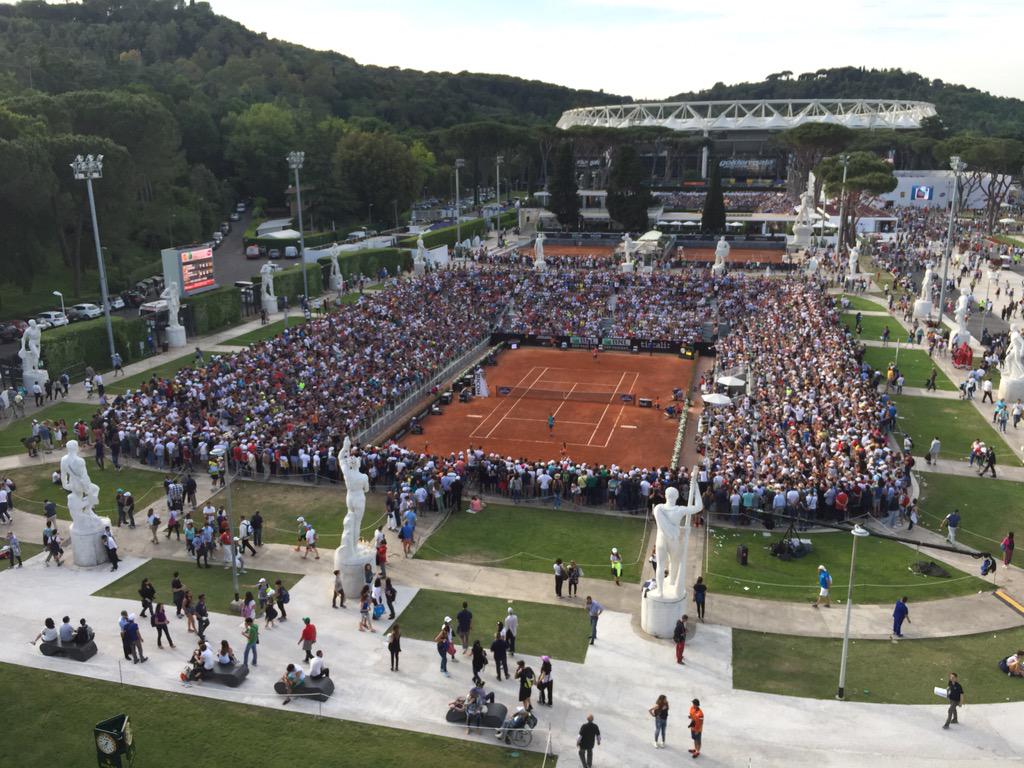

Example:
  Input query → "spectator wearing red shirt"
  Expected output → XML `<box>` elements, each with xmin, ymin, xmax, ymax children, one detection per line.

<box><xmin>298</xmin><ymin>617</ymin><xmax>317</xmax><ymax>662</ymax></box>
<box><xmin>835</xmin><ymin>489</ymin><xmax>849</xmax><ymax>520</ymax></box>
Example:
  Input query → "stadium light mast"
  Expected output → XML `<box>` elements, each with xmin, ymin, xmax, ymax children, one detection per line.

<box><xmin>836</xmin><ymin>524</ymin><xmax>870</xmax><ymax>700</ymax></box>
<box><xmin>835</xmin><ymin>153</ymin><xmax>850</xmax><ymax>259</ymax></box>
<box><xmin>70</xmin><ymin>154</ymin><xmax>117</xmax><ymax>367</ymax></box>
<box><xmin>937</xmin><ymin>155</ymin><xmax>966</xmax><ymax>328</ymax></box>
<box><xmin>455</xmin><ymin>158</ymin><xmax>465</xmax><ymax>247</ymax></box>
<box><xmin>286</xmin><ymin>151</ymin><xmax>308</xmax><ymax>309</ymax></box>
<box><xmin>496</xmin><ymin>154</ymin><xmax>504</xmax><ymax>226</ymax></box>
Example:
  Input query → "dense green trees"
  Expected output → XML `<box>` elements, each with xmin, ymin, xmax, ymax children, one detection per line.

<box><xmin>701</xmin><ymin>161</ymin><xmax>726</xmax><ymax>235</ymax></box>
<box><xmin>606</xmin><ymin>146</ymin><xmax>652</xmax><ymax>232</ymax></box>
<box><xmin>816</xmin><ymin>152</ymin><xmax>897</xmax><ymax>248</ymax></box>
<box><xmin>548</xmin><ymin>142</ymin><xmax>580</xmax><ymax>227</ymax></box>
<box><xmin>333</xmin><ymin>131</ymin><xmax>422</xmax><ymax>229</ymax></box>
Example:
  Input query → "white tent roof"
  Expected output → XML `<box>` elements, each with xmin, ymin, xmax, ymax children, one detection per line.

<box><xmin>256</xmin><ymin>218</ymin><xmax>294</xmax><ymax>235</ymax></box>
<box><xmin>638</xmin><ymin>230</ymin><xmax>662</xmax><ymax>242</ymax></box>
<box><xmin>260</xmin><ymin>228</ymin><xmax>301</xmax><ymax>240</ymax></box>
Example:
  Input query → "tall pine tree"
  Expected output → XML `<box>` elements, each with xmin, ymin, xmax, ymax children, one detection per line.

<box><xmin>606</xmin><ymin>145</ymin><xmax>652</xmax><ymax>232</ymax></box>
<box><xmin>548</xmin><ymin>141</ymin><xmax>580</xmax><ymax>227</ymax></box>
<box><xmin>701</xmin><ymin>160</ymin><xmax>726</xmax><ymax>235</ymax></box>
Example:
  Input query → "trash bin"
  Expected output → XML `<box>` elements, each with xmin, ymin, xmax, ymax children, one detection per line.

<box><xmin>736</xmin><ymin>544</ymin><xmax>749</xmax><ymax>566</ymax></box>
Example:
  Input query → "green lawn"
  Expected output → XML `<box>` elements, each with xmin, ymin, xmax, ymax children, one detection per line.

<box><xmin>704</xmin><ymin>529</ymin><xmax>989</xmax><ymax>603</ymax></box>
<box><xmin>917</xmin><ymin>473</ymin><xmax>1019</xmax><ymax>554</ymax></box>
<box><xmin>111</xmin><ymin>354</ymin><xmax>194</xmax><ymax>394</ymax></box>
<box><xmin>0</xmin><ymin>662</ymin><xmax>544</xmax><ymax>767</ymax></box>
<box><xmin>0</xmin><ymin>401</ymin><xmax>98</xmax><ymax>457</ymax></box>
<box><xmin>838</xmin><ymin>294</ymin><xmax>887</xmax><ymax>311</ymax></box>
<box><xmin>397</xmin><ymin>588</ymin><xmax>592</xmax><ymax>663</ymax></box>
<box><xmin>222</xmin><ymin>316</ymin><xmax>309</xmax><ymax>346</ymax></box>
<box><xmin>94</xmin><ymin>557</ymin><xmax>305</xmax><ymax>613</ymax></box>
<box><xmin>861</xmin><ymin>347</ymin><xmax>955</xmax><ymax>391</ymax></box>
<box><xmin>3</xmin><ymin>464</ymin><xmax>177</xmax><ymax>522</ymax></box>
<box><xmin>734</xmin><ymin>628</ymin><xmax>1024</xmax><ymax>704</ymax></box>
<box><xmin>416</xmin><ymin>504</ymin><xmax>647</xmax><ymax>583</ymax></box>
<box><xmin>840</xmin><ymin>312</ymin><xmax>900</xmax><ymax>341</ymax></box>
<box><xmin>892</xmin><ymin>395</ymin><xmax>1023</xmax><ymax>467</ymax></box>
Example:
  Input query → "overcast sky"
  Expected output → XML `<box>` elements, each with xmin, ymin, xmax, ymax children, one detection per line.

<box><xmin>210</xmin><ymin>0</ymin><xmax>1023</xmax><ymax>102</ymax></box>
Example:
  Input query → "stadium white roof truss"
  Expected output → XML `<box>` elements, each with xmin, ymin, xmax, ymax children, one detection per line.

<box><xmin>556</xmin><ymin>99</ymin><xmax>937</xmax><ymax>133</ymax></box>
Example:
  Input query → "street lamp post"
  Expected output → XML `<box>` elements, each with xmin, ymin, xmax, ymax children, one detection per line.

<box><xmin>937</xmin><ymin>156</ymin><xmax>967</xmax><ymax>329</ymax></box>
<box><xmin>837</xmin><ymin>524</ymin><xmax>871</xmax><ymax>700</ymax></box>
<box><xmin>835</xmin><ymin>153</ymin><xmax>850</xmax><ymax>259</ymax></box>
<box><xmin>496</xmin><ymin>154</ymin><xmax>504</xmax><ymax>229</ymax></box>
<box><xmin>286</xmin><ymin>151</ymin><xmax>308</xmax><ymax>311</ymax></box>
<box><xmin>455</xmin><ymin>159</ymin><xmax>465</xmax><ymax>247</ymax></box>
<box><xmin>70</xmin><ymin>154</ymin><xmax>117</xmax><ymax>367</ymax></box>
<box><xmin>211</xmin><ymin>446</ymin><xmax>239</xmax><ymax>599</ymax></box>
<box><xmin>368</xmin><ymin>202</ymin><xmax>374</xmax><ymax>228</ymax></box>
<box><xmin>52</xmin><ymin>290</ymin><xmax>65</xmax><ymax>319</ymax></box>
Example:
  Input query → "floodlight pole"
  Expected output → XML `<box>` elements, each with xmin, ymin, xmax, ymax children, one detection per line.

<box><xmin>835</xmin><ymin>154</ymin><xmax>850</xmax><ymax>261</ymax></box>
<box><xmin>455</xmin><ymin>159</ymin><xmax>465</xmax><ymax>248</ymax></box>
<box><xmin>496</xmin><ymin>154</ymin><xmax>504</xmax><ymax>229</ymax></box>
<box><xmin>287</xmin><ymin>151</ymin><xmax>308</xmax><ymax>311</ymax></box>
<box><xmin>937</xmin><ymin>156</ymin><xmax>966</xmax><ymax>328</ymax></box>
<box><xmin>837</xmin><ymin>525</ymin><xmax>870</xmax><ymax>700</ymax></box>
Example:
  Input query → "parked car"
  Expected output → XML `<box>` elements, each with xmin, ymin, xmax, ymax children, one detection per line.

<box><xmin>229</xmin><ymin>211</ymin><xmax>241</xmax><ymax>221</ymax></box>
<box><xmin>220</xmin><ymin>222</ymin><xmax>231</xmax><ymax>235</ymax></box>
<box><xmin>268</xmin><ymin>248</ymin><xmax>282</xmax><ymax>259</ymax></box>
<box><xmin>105</xmin><ymin>294</ymin><xmax>126</xmax><ymax>311</ymax></box>
<box><xmin>236</xmin><ymin>202</ymin><xmax>246</xmax><ymax>212</ymax></box>
<box><xmin>121</xmin><ymin>290</ymin><xmax>145</xmax><ymax>308</ymax></box>
<box><xmin>36</xmin><ymin>311</ymin><xmax>69</xmax><ymax>329</ymax></box>
<box><xmin>68</xmin><ymin>303</ymin><xmax>103</xmax><ymax>321</ymax></box>
<box><xmin>0</xmin><ymin>324</ymin><xmax>20</xmax><ymax>342</ymax></box>
<box><xmin>212</xmin><ymin>231</ymin><xmax>224</xmax><ymax>244</ymax></box>
<box><xmin>245</xmin><ymin>245</ymin><xmax>261</xmax><ymax>259</ymax></box>
<box><xmin>284</xmin><ymin>245</ymin><xmax>299</xmax><ymax>259</ymax></box>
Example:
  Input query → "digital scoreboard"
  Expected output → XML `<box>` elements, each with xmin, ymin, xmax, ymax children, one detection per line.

<box><xmin>160</xmin><ymin>243</ymin><xmax>218</xmax><ymax>298</ymax></box>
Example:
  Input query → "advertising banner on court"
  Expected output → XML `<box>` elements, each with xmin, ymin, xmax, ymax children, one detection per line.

<box><xmin>491</xmin><ymin>332</ymin><xmax>695</xmax><ymax>358</ymax></box>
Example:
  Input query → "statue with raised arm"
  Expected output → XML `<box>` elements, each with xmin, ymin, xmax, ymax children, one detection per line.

<box><xmin>260</xmin><ymin>262</ymin><xmax>276</xmax><ymax>299</ymax></box>
<box><xmin>339</xmin><ymin>436</ymin><xmax>370</xmax><ymax>559</ymax></box>
<box><xmin>1003</xmin><ymin>324</ymin><xmax>1024</xmax><ymax>380</ymax></box>
<box><xmin>329</xmin><ymin>248</ymin><xmax>342</xmax><ymax>288</ymax></box>
<box><xmin>951</xmin><ymin>287</ymin><xmax>972</xmax><ymax>347</ymax></box>
<box><xmin>61</xmin><ymin>440</ymin><xmax>104</xmax><ymax>534</ymax></box>
<box><xmin>161</xmin><ymin>281</ymin><xmax>182</xmax><ymax>329</ymax></box>
<box><xmin>847</xmin><ymin>245</ymin><xmax>859</xmax><ymax>277</ymax></box>
<box><xmin>651</xmin><ymin>473</ymin><xmax>704</xmax><ymax>599</ymax></box>
<box><xmin>18</xmin><ymin>319</ymin><xmax>42</xmax><ymax>372</ymax></box>
<box><xmin>919</xmin><ymin>262</ymin><xmax>934</xmax><ymax>303</ymax></box>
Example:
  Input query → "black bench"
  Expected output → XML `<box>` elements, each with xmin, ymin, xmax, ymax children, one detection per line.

<box><xmin>39</xmin><ymin>640</ymin><xmax>97</xmax><ymax>661</ymax></box>
<box><xmin>206</xmin><ymin>662</ymin><xmax>249</xmax><ymax>687</ymax></box>
<box><xmin>446</xmin><ymin>701</ymin><xmax>508</xmax><ymax>729</ymax></box>
<box><xmin>274</xmin><ymin>675</ymin><xmax>335</xmax><ymax>701</ymax></box>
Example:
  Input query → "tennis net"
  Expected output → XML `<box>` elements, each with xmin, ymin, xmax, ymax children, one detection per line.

<box><xmin>495</xmin><ymin>386</ymin><xmax>636</xmax><ymax>405</ymax></box>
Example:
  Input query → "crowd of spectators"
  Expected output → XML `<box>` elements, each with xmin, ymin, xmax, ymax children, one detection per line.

<box><xmin>655</xmin><ymin>191</ymin><xmax>794</xmax><ymax>213</ymax></box>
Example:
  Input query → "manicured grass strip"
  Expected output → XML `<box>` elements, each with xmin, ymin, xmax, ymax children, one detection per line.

<box><xmin>704</xmin><ymin>529</ymin><xmax>989</xmax><ymax>604</ymax></box>
<box><xmin>222</xmin><ymin>317</ymin><xmax>309</xmax><ymax>346</ymax></box>
<box><xmin>917</xmin><ymin>473</ymin><xmax>1020</xmax><ymax>554</ymax></box>
<box><xmin>733</xmin><ymin>627</ymin><xmax>1024</xmax><ymax>704</ymax></box>
<box><xmin>838</xmin><ymin>294</ymin><xmax>887</xmax><ymax>311</ymax></box>
<box><xmin>416</xmin><ymin>504</ymin><xmax>647</xmax><ymax>583</ymax></box>
<box><xmin>111</xmin><ymin>354</ymin><xmax>194</xmax><ymax>394</ymax></box>
<box><xmin>397</xmin><ymin>588</ymin><xmax>591</xmax><ymax>664</ymax></box>
<box><xmin>860</xmin><ymin>347</ymin><xmax>955</xmax><ymax>391</ymax></box>
<box><xmin>0</xmin><ymin>661</ymin><xmax>544</xmax><ymax>767</ymax></box>
<box><xmin>0</xmin><ymin>401</ymin><xmax>98</xmax><ymax>457</ymax></box>
<box><xmin>840</xmin><ymin>312</ymin><xmax>900</xmax><ymax>341</ymax></box>
<box><xmin>892</xmin><ymin>394</ymin><xmax>1023</xmax><ymax>467</ymax></box>
<box><xmin>94</xmin><ymin>557</ymin><xmax>305</xmax><ymax>614</ymax></box>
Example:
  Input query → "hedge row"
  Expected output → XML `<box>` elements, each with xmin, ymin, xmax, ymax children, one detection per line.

<box><xmin>243</xmin><ymin>230</ymin><xmax>338</xmax><ymax>250</ymax></box>
<box><xmin>316</xmin><ymin>248</ymin><xmax>411</xmax><ymax>279</ymax></box>
<box><xmin>397</xmin><ymin>211</ymin><xmax>518</xmax><ymax>250</ymax></box>
<box><xmin>188</xmin><ymin>286</ymin><xmax>242</xmax><ymax>335</ymax></box>
<box><xmin>41</xmin><ymin>315</ymin><xmax>150</xmax><ymax>381</ymax></box>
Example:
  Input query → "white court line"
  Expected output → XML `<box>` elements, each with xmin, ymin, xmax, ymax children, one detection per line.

<box><xmin>549</xmin><ymin>382</ymin><xmax>578</xmax><ymax>420</ymax></box>
<box><xmin>481</xmin><ymin>366</ymin><xmax>549</xmax><ymax>440</ymax></box>
<box><xmin>468</xmin><ymin>366</ymin><xmax>540</xmax><ymax>439</ymax></box>
<box><xmin>501</xmin><ymin>416</ymin><xmax>600</xmax><ymax>427</ymax></box>
<box><xmin>601</xmin><ymin>371</ymin><xmax>641</xmax><ymax>447</ymax></box>
<box><xmin>586</xmin><ymin>370</ymin><xmax>629</xmax><ymax>446</ymax></box>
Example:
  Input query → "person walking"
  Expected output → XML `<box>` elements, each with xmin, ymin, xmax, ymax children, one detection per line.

<box><xmin>250</xmin><ymin>510</ymin><xmax>263</xmax><ymax>547</ymax></box>
<box><xmin>649</xmin><ymin>694</ymin><xmax>669</xmax><ymax>749</ymax></box>
<box><xmin>577</xmin><ymin>714</ymin><xmax>601</xmax><ymax>768</ymax></box>
<box><xmin>274</xmin><ymin>580</ymin><xmax>290</xmax><ymax>621</ymax></box>
<box><xmin>298</xmin><ymin>617</ymin><xmax>317</xmax><ymax>662</ymax></box>
<box><xmin>813</xmin><ymin>564</ymin><xmax>832</xmax><ymax>608</ymax></box>
<box><xmin>138</xmin><ymin>578</ymin><xmax>156</xmax><ymax>619</ymax></box>
<box><xmin>384</xmin><ymin>577</ymin><xmax>397</xmax><ymax>619</ymax></box>
<box><xmin>673</xmin><ymin>614</ymin><xmax>688</xmax><ymax>664</ymax></box>
<box><xmin>505</xmin><ymin>606</ymin><xmax>518</xmax><ymax>656</ymax></box>
<box><xmin>456</xmin><ymin>601</ymin><xmax>473</xmax><ymax>654</ymax></box>
<box><xmin>585</xmin><ymin>596</ymin><xmax>604</xmax><ymax>645</ymax></box>
<box><xmin>553</xmin><ymin>558</ymin><xmax>566</xmax><ymax>598</ymax></box>
<box><xmin>195</xmin><ymin>594</ymin><xmax>210</xmax><ymax>642</ymax></box>
<box><xmin>892</xmin><ymin>596</ymin><xmax>911</xmax><ymax>638</ymax></box>
<box><xmin>688</xmin><ymin>698</ymin><xmax>704</xmax><ymax>757</ymax></box>
<box><xmin>490</xmin><ymin>631</ymin><xmax>510</xmax><ymax>681</ymax></box>
<box><xmin>692</xmin><ymin>576</ymin><xmax>707</xmax><ymax>622</ymax></box>
<box><xmin>1002</xmin><ymin>532</ymin><xmax>1015</xmax><ymax>567</ymax></box>
<box><xmin>242</xmin><ymin>617</ymin><xmax>259</xmax><ymax>667</ymax></box>
<box><xmin>434</xmin><ymin>623</ymin><xmax>451</xmax><ymax>676</ymax></box>
<box><xmin>238</xmin><ymin>515</ymin><xmax>257</xmax><ymax>556</ymax></box>
<box><xmin>515</xmin><ymin>659</ymin><xmax>535</xmax><ymax>711</ymax></box>
<box><xmin>926</xmin><ymin>436</ymin><xmax>941</xmax><ymax>465</ymax></box>
<box><xmin>979</xmin><ymin>447</ymin><xmax>997</xmax><ymax>478</ymax></box>
<box><xmin>942</xmin><ymin>509</ymin><xmax>961</xmax><ymax>546</ymax></box>
<box><xmin>537</xmin><ymin>655</ymin><xmax>553</xmax><ymax>706</ymax></box>
<box><xmin>943</xmin><ymin>672</ymin><xmax>964</xmax><ymax>728</ymax></box>
<box><xmin>567</xmin><ymin>559</ymin><xmax>581</xmax><ymax>597</ymax></box>
<box><xmin>5</xmin><ymin>531</ymin><xmax>22</xmax><ymax>568</ymax></box>
<box><xmin>153</xmin><ymin>603</ymin><xmax>174</xmax><ymax>648</ymax></box>
<box><xmin>123</xmin><ymin>614</ymin><xmax>147</xmax><ymax>664</ymax></box>
<box><xmin>171</xmin><ymin>572</ymin><xmax>186</xmax><ymax>618</ymax></box>
<box><xmin>609</xmin><ymin>547</ymin><xmax>622</xmax><ymax>586</ymax></box>
<box><xmin>387</xmin><ymin>623</ymin><xmax>402</xmax><ymax>672</ymax></box>
<box><xmin>470</xmin><ymin>639</ymin><xmax>489</xmax><ymax>686</ymax></box>
<box><xmin>332</xmin><ymin>570</ymin><xmax>346</xmax><ymax>609</ymax></box>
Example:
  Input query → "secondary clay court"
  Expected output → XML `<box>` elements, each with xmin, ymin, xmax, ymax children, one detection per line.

<box><xmin>678</xmin><ymin>246</ymin><xmax>785</xmax><ymax>264</ymax></box>
<box><xmin>521</xmin><ymin>243</ymin><xmax>617</xmax><ymax>258</ymax></box>
<box><xmin>399</xmin><ymin>347</ymin><xmax>695</xmax><ymax>467</ymax></box>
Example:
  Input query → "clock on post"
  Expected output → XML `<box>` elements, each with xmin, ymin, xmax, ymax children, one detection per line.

<box><xmin>94</xmin><ymin>713</ymin><xmax>136</xmax><ymax>767</ymax></box>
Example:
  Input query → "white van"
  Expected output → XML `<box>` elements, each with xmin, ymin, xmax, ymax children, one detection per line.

<box><xmin>284</xmin><ymin>246</ymin><xmax>299</xmax><ymax>259</ymax></box>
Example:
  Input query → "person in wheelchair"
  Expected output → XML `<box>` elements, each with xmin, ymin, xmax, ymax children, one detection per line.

<box><xmin>495</xmin><ymin>705</ymin><xmax>531</xmax><ymax>743</ymax></box>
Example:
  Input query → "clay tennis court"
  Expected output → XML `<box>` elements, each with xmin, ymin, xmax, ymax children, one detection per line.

<box><xmin>522</xmin><ymin>243</ymin><xmax>618</xmax><ymax>258</ymax></box>
<box><xmin>399</xmin><ymin>347</ymin><xmax>695</xmax><ymax>467</ymax></box>
<box><xmin>678</xmin><ymin>246</ymin><xmax>785</xmax><ymax>264</ymax></box>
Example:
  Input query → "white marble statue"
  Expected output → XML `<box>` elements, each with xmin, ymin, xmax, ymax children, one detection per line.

<box><xmin>1003</xmin><ymin>324</ymin><xmax>1024</xmax><ymax>380</ymax></box>
<box><xmin>847</xmin><ymin>246</ymin><xmax>859</xmax><ymax>277</ymax></box>
<box><xmin>534</xmin><ymin>233</ymin><xmax>546</xmax><ymax>268</ymax></box>
<box><xmin>919</xmin><ymin>262</ymin><xmax>934</xmax><ymax>303</ymax></box>
<box><xmin>260</xmin><ymin>262</ymin><xmax>276</xmax><ymax>299</ymax></box>
<box><xmin>339</xmin><ymin>436</ymin><xmax>370</xmax><ymax>559</ymax></box>
<box><xmin>953</xmin><ymin>287</ymin><xmax>972</xmax><ymax>344</ymax></box>
<box><xmin>160</xmin><ymin>281</ymin><xmax>182</xmax><ymax>329</ymax></box>
<box><xmin>651</xmin><ymin>473</ymin><xmax>704</xmax><ymax>599</ymax></box>
<box><xmin>329</xmin><ymin>249</ymin><xmax>342</xmax><ymax>284</ymax></box>
<box><xmin>61</xmin><ymin>440</ymin><xmax>104</xmax><ymax>534</ymax></box>
<box><xmin>18</xmin><ymin>318</ymin><xmax>42</xmax><ymax>372</ymax></box>
<box><xmin>415</xmin><ymin>236</ymin><xmax>427</xmax><ymax>264</ymax></box>
<box><xmin>711</xmin><ymin>236</ymin><xmax>729</xmax><ymax>275</ymax></box>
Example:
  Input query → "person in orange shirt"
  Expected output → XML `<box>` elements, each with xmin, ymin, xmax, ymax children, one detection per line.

<box><xmin>688</xmin><ymin>699</ymin><xmax>704</xmax><ymax>758</ymax></box>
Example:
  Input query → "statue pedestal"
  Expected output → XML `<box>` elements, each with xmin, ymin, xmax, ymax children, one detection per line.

<box><xmin>22</xmin><ymin>369</ymin><xmax>50</xmax><ymax>391</ymax></box>
<box><xmin>534</xmin><ymin>259</ymin><xmax>546</xmax><ymax>271</ymax></box>
<box><xmin>166</xmin><ymin>325</ymin><xmax>187</xmax><ymax>349</ymax></box>
<box><xmin>711</xmin><ymin>264</ymin><xmax>725</xmax><ymax>278</ymax></box>
<box><xmin>641</xmin><ymin>591</ymin><xmax>687</xmax><ymax>638</ymax></box>
<box><xmin>413</xmin><ymin>260</ymin><xmax>426</xmax><ymax>276</ymax></box>
<box><xmin>69</xmin><ymin>516</ymin><xmax>112</xmax><ymax>567</ymax></box>
<box><xmin>620</xmin><ymin>262</ymin><xmax>634</xmax><ymax>274</ymax></box>
<box><xmin>791</xmin><ymin>223</ymin><xmax>812</xmax><ymax>249</ymax></box>
<box><xmin>998</xmin><ymin>376</ymin><xmax>1024</xmax><ymax>402</ymax></box>
<box><xmin>330</xmin><ymin>275</ymin><xmax>343</xmax><ymax>291</ymax></box>
<box><xmin>334</xmin><ymin>545</ymin><xmax>375</xmax><ymax>599</ymax></box>
<box><xmin>912</xmin><ymin>300</ymin><xmax>933</xmax><ymax>321</ymax></box>
<box><xmin>261</xmin><ymin>295</ymin><xmax>278</xmax><ymax>316</ymax></box>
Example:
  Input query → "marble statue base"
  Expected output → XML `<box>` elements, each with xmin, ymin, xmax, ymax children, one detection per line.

<box><xmin>640</xmin><ymin>591</ymin><xmax>687</xmax><ymax>638</ymax></box>
<box><xmin>711</xmin><ymin>264</ymin><xmax>725</xmax><ymax>278</ymax></box>
<box><xmin>912</xmin><ymin>300</ymin><xmax>933</xmax><ymax>321</ymax></box>
<box><xmin>998</xmin><ymin>376</ymin><xmax>1024</xmax><ymax>403</ymax></box>
<box><xmin>69</xmin><ymin>516</ymin><xmax>112</xmax><ymax>567</ymax></box>
<box><xmin>330</xmin><ymin>275</ymin><xmax>343</xmax><ymax>291</ymax></box>
<box><xmin>413</xmin><ymin>260</ymin><xmax>426</xmax><ymax>276</ymax></box>
<box><xmin>166</xmin><ymin>325</ymin><xmax>187</xmax><ymax>349</ymax></box>
<box><xmin>334</xmin><ymin>545</ymin><xmax>375</xmax><ymax>599</ymax></box>
<box><xmin>791</xmin><ymin>224</ymin><xmax>812</xmax><ymax>250</ymax></box>
<box><xmin>620</xmin><ymin>262</ymin><xmax>634</xmax><ymax>274</ymax></box>
<box><xmin>22</xmin><ymin>369</ymin><xmax>50</xmax><ymax>391</ymax></box>
<box><xmin>534</xmin><ymin>260</ymin><xmax>546</xmax><ymax>271</ymax></box>
<box><xmin>261</xmin><ymin>295</ymin><xmax>278</xmax><ymax>317</ymax></box>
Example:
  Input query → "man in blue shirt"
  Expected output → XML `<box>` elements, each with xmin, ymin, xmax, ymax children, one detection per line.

<box><xmin>585</xmin><ymin>596</ymin><xmax>603</xmax><ymax>645</ymax></box>
<box><xmin>892</xmin><ymin>596</ymin><xmax>910</xmax><ymax>638</ymax></box>
<box><xmin>813</xmin><ymin>565</ymin><xmax>832</xmax><ymax>608</ymax></box>
<box><xmin>942</xmin><ymin>509</ymin><xmax>961</xmax><ymax>546</ymax></box>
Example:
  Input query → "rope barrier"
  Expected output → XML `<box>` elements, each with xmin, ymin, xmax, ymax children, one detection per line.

<box><xmin>702</xmin><ymin>569</ymin><xmax>979</xmax><ymax>589</ymax></box>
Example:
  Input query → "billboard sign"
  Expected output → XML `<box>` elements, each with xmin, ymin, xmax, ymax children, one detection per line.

<box><xmin>911</xmin><ymin>185</ymin><xmax>934</xmax><ymax>201</ymax></box>
<box><xmin>161</xmin><ymin>244</ymin><xmax>217</xmax><ymax>297</ymax></box>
